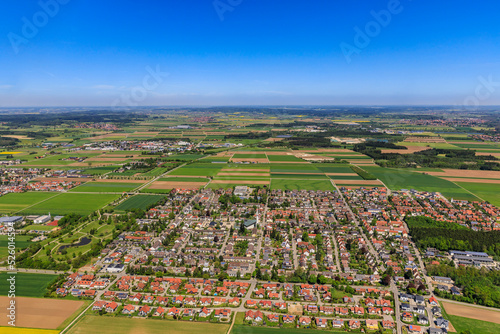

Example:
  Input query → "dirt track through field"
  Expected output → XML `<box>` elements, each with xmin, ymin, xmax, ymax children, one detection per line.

<box><xmin>442</xmin><ymin>301</ymin><xmax>500</xmax><ymax>324</ymax></box>
<box><xmin>0</xmin><ymin>296</ymin><xmax>83</xmax><ymax>329</ymax></box>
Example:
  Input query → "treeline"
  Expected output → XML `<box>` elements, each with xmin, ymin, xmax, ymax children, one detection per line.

<box><xmin>0</xmin><ymin>137</ymin><xmax>20</xmax><ymax>147</ymax></box>
<box><xmin>350</xmin><ymin>165</ymin><xmax>376</xmax><ymax>180</ymax></box>
<box><xmin>355</xmin><ymin>146</ymin><xmax>500</xmax><ymax>170</ymax></box>
<box><xmin>407</xmin><ymin>221</ymin><xmax>500</xmax><ymax>258</ymax></box>
<box><xmin>427</xmin><ymin>264</ymin><xmax>500</xmax><ymax>308</ymax></box>
<box><xmin>405</xmin><ymin>216</ymin><xmax>468</xmax><ymax>230</ymax></box>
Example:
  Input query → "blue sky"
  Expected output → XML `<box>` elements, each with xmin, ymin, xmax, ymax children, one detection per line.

<box><xmin>1</xmin><ymin>0</ymin><xmax>500</xmax><ymax>107</ymax></box>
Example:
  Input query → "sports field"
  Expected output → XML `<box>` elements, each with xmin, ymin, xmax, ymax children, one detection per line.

<box><xmin>69</xmin><ymin>182</ymin><xmax>141</xmax><ymax>193</ymax></box>
<box><xmin>19</xmin><ymin>193</ymin><xmax>120</xmax><ymax>215</ymax></box>
<box><xmin>0</xmin><ymin>273</ymin><xmax>58</xmax><ymax>298</ymax></box>
<box><xmin>67</xmin><ymin>315</ymin><xmax>230</xmax><ymax>334</ymax></box>
<box><xmin>114</xmin><ymin>194</ymin><xmax>165</xmax><ymax>211</ymax></box>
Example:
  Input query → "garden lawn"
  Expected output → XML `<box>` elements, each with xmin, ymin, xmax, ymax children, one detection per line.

<box><xmin>0</xmin><ymin>273</ymin><xmax>58</xmax><ymax>297</ymax></box>
<box><xmin>19</xmin><ymin>193</ymin><xmax>119</xmax><ymax>215</ymax></box>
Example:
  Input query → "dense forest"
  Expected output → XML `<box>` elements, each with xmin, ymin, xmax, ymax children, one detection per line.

<box><xmin>406</xmin><ymin>216</ymin><xmax>500</xmax><ymax>258</ymax></box>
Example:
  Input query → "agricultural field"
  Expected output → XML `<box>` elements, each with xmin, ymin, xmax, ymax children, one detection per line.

<box><xmin>271</xmin><ymin>178</ymin><xmax>334</xmax><ymax>191</ymax></box>
<box><xmin>231</xmin><ymin>326</ymin><xmax>348</xmax><ymax>334</ymax></box>
<box><xmin>0</xmin><ymin>192</ymin><xmax>58</xmax><ymax>214</ymax></box>
<box><xmin>440</xmin><ymin>301</ymin><xmax>500</xmax><ymax>334</ymax></box>
<box><xmin>82</xmin><ymin>166</ymin><xmax>117</xmax><ymax>175</ymax></box>
<box><xmin>69</xmin><ymin>182</ymin><xmax>142</xmax><ymax>193</ymax></box>
<box><xmin>0</xmin><ymin>297</ymin><xmax>85</xmax><ymax>330</ymax></box>
<box><xmin>455</xmin><ymin>182</ymin><xmax>500</xmax><ymax>207</ymax></box>
<box><xmin>0</xmin><ymin>235</ymin><xmax>33</xmax><ymax>258</ymax></box>
<box><xmin>19</xmin><ymin>193</ymin><xmax>120</xmax><ymax>215</ymax></box>
<box><xmin>67</xmin><ymin>315</ymin><xmax>230</xmax><ymax>334</ymax></box>
<box><xmin>363</xmin><ymin>166</ymin><xmax>479</xmax><ymax>200</ymax></box>
<box><xmin>114</xmin><ymin>194</ymin><xmax>165</xmax><ymax>211</ymax></box>
<box><xmin>267</xmin><ymin>154</ymin><xmax>304</xmax><ymax>162</ymax></box>
<box><xmin>0</xmin><ymin>273</ymin><xmax>58</xmax><ymax>298</ymax></box>
<box><xmin>0</xmin><ymin>328</ymin><xmax>59</xmax><ymax>334</ymax></box>
<box><xmin>169</xmin><ymin>163</ymin><xmax>225</xmax><ymax>176</ymax></box>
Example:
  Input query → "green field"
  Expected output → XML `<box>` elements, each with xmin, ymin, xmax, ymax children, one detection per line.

<box><xmin>267</xmin><ymin>155</ymin><xmax>304</xmax><ymax>162</ymax></box>
<box><xmin>270</xmin><ymin>164</ymin><xmax>320</xmax><ymax>173</ymax></box>
<box><xmin>440</xmin><ymin>302</ymin><xmax>499</xmax><ymax>334</ymax></box>
<box><xmin>0</xmin><ymin>235</ymin><xmax>33</xmax><ymax>258</ymax></box>
<box><xmin>455</xmin><ymin>182</ymin><xmax>500</xmax><ymax>207</ymax></box>
<box><xmin>0</xmin><ymin>273</ymin><xmax>58</xmax><ymax>297</ymax></box>
<box><xmin>328</xmin><ymin>174</ymin><xmax>363</xmax><ymax>180</ymax></box>
<box><xmin>231</xmin><ymin>325</ymin><xmax>349</xmax><ymax>334</ymax></box>
<box><xmin>68</xmin><ymin>315</ymin><xmax>230</xmax><ymax>334</ymax></box>
<box><xmin>114</xmin><ymin>194</ymin><xmax>165</xmax><ymax>211</ymax></box>
<box><xmin>19</xmin><ymin>193</ymin><xmax>120</xmax><ymax>215</ymax></box>
<box><xmin>316</xmin><ymin>165</ymin><xmax>356</xmax><ymax>173</ymax></box>
<box><xmin>83</xmin><ymin>166</ymin><xmax>117</xmax><ymax>175</ymax></box>
<box><xmin>364</xmin><ymin>166</ymin><xmax>479</xmax><ymax>200</ymax></box>
<box><xmin>0</xmin><ymin>192</ymin><xmax>58</xmax><ymax>213</ymax></box>
<box><xmin>169</xmin><ymin>163</ymin><xmax>224</xmax><ymax>176</ymax></box>
<box><xmin>141</xmin><ymin>167</ymin><xmax>170</xmax><ymax>176</ymax></box>
<box><xmin>233</xmin><ymin>153</ymin><xmax>267</xmax><ymax>159</ymax></box>
<box><xmin>69</xmin><ymin>182</ymin><xmax>142</xmax><ymax>193</ymax></box>
<box><xmin>158</xmin><ymin>177</ymin><xmax>210</xmax><ymax>182</ymax></box>
<box><xmin>271</xmin><ymin>179</ymin><xmax>334</xmax><ymax>191</ymax></box>
<box><xmin>271</xmin><ymin>173</ymin><xmax>328</xmax><ymax>179</ymax></box>
<box><xmin>163</xmin><ymin>153</ymin><xmax>206</xmax><ymax>161</ymax></box>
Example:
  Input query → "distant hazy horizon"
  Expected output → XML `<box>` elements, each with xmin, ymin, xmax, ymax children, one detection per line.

<box><xmin>1</xmin><ymin>0</ymin><xmax>500</xmax><ymax>107</ymax></box>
